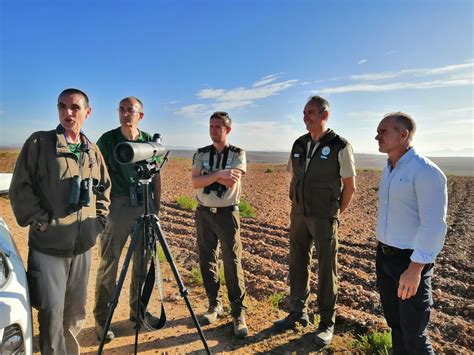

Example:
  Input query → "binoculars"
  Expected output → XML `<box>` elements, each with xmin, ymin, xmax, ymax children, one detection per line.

<box><xmin>203</xmin><ymin>182</ymin><xmax>228</xmax><ymax>198</ymax></box>
<box><xmin>67</xmin><ymin>176</ymin><xmax>105</xmax><ymax>214</ymax></box>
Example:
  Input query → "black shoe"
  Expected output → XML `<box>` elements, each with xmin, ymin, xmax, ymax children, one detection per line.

<box><xmin>314</xmin><ymin>324</ymin><xmax>334</xmax><ymax>346</ymax></box>
<box><xmin>95</xmin><ymin>322</ymin><xmax>115</xmax><ymax>342</ymax></box>
<box><xmin>273</xmin><ymin>311</ymin><xmax>309</xmax><ymax>331</ymax></box>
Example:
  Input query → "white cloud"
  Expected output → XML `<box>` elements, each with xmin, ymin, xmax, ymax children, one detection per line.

<box><xmin>358</xmin><ymin>59</ymin><xmax>367</xmax><ymax>64</ymax></box>
<box><xmin>197</xmin><ymin>88</ymin><xmax>226</xmax><ymax>99</ymax></box>
<box><xmin>319</xmin><ymin>76</ymin><xmax>473</xmax><ymax>94</ymax></box>
<box><xmin>441</xmin><ymin>107</ymin><xmax>474</xmax><ymax>114</ymax></box>
<box><xmin>175</xmin><ymin>104</ymin><xmax>206</xmax><ymax>118</ymax></box>
<box><xmin>252</xmin><ymin>73</ymin><xmax>281</xmax><ymax>87</ymax></box>
<box><xmin>176</xmin><ymin>77</ymin><xmax>298</xmax><ymax>118</ymax></box>
<box><xmin>216</xmin><ymin>80</ymin><xmax>298</xmax><ymax>102</ymax></box>
<box><xmin>348</xmin><ymin>62</ymin><xmax>474</xmax><ymax>82</ymax></box>
<box><xmin>384</xmin><ymin>50</ymin><xmax>398</xmax><ymax>56</ymax></box>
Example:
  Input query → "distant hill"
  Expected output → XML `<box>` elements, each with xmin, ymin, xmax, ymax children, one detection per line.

<box><xmin>167</xmin><ymin>150</ymin><xmax>473</xmax><ymax>176</ymax></box>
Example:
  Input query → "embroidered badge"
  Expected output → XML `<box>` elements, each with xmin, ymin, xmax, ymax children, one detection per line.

<box><xmin>321</xmin><ymin>146</ymin><xmax>331</xmax><ymax>156</ymax></box>
<box><xmin>293</xmin><ymin>153</ymin><xmax>300</xmax><ymax>158</ymax></box>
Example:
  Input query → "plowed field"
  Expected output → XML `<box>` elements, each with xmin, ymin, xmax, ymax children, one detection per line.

<box><xmin>1</xmin><ymin>158</ymin><xmax>472</xmax><ymax>353</ymax></box>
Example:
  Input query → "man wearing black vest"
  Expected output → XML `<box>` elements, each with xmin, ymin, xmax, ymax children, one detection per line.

<box><xmin>273</xmin><ymin>96</ymin><xmax>356</xmax><ymax>346</ymax></box>
<box><xmin>191</xmin><ymin>111</ymin><xmax>248</xmax><ymax>338</ymax></box>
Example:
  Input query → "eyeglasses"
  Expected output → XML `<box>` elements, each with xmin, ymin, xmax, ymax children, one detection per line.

<box><xmin>117</xmin><ymin>108</ymin><xmax>140</xmax><ymax>115</ymax></box>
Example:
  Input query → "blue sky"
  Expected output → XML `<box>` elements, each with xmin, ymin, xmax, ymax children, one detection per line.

<box><xmin>1</xmin><ymin>0</ymin><xmax>473</xmax><ymax>156</ymax></box>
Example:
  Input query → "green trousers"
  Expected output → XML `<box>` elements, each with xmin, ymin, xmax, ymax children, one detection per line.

<box><xmin>289</xmin><ymin>212</ymin><xmax>339</xmax><ymax>326</ymax></box>
<box><xmin>195</xmin><ymin>207</ymin><xmax>247</xmax><ymax>317</ymax></box>
<box><xmin>94</xmin><ymin>196</ymin><xmax>147</xmax><ymax>323</ymax></box>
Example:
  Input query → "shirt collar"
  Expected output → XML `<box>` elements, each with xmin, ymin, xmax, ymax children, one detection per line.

<box><xmin>387</xmin><ymin>146</ymin><xmax>415</xmax><ymax>171</ymax></box>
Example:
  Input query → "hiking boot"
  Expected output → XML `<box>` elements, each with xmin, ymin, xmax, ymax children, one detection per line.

<box><xmin>202</xmin><ymin>304</ymin><xmax>224</xmax><ymax>325</ymax></box>
<box><xmin>314</xmin><ymin>324</ymin><xmax>334</xmax><ymax>346</ymax></box>
<box><xmin>95</xmin><ymin>322</ymin><xmax>115</xmax><ymax>342</ymax></box>
<box><xmin>232</xmin><ymin>314</ymin><xmax>248</xmax><ymax>338</ymax></box>
<box><xmin>273</xmin><ymin>311</ymin><xmax>309</xmax><ymax>331</ymax></box>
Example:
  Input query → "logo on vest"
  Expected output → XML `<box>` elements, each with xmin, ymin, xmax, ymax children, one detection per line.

<box><xmin>320</xmin><ymin>146</ymin><xmax>331</xmax><ymax>159</ymax></box>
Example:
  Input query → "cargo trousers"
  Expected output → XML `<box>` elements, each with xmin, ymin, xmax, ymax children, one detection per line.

<box><xmin>288</xmin><ymin>212</ymin><xmax>339</xmax><ymax>326</ymax></box>
<box><xmin>94</xmin><ymin>196</ymin><xmax>149</xmax><ymax>323</ymax></box>
<box><xmin>195</xmin><ymin>206</ymin><xmax>247</xmax><ymax>317</ymax></box>
<box><xmin>27</xmin><ymin>249</ymin><xmax>90</xmax><ymax>355</ymax></box>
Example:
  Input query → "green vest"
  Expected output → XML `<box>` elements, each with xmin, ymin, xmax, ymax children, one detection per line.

<box><xmin>289</xmin><ymin>129</ymin><xmax>347</xmax><ymax>218</ymax></box>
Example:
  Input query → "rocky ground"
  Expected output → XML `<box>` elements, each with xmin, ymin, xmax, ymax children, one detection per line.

<box><xmin>1</xmin><ymin>158</ymin><xmax>472</xmax><ymax>354</ymax></box>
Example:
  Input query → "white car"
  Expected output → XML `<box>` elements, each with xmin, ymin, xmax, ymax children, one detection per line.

<box><xmin>0</xmin><ymin>217</ymin><xmax>33</xmax><ymax>354</ymax></box>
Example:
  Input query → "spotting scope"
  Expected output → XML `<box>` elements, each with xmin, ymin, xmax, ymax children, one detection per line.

<box><xmin>114</xmin><ymin>133</ymin><xmax>167</xmax><ymax>164</ymax></box>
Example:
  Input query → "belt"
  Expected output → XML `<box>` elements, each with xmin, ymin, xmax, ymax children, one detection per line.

<box><xmin>378</xmin><ymin>242</ymin><xmax>413</xmax><ymax>256</ymax></box>
<box><xmin>197</xmin><ymin>204</ymin><xmax>239</xmax><ymax>214</ymax></box>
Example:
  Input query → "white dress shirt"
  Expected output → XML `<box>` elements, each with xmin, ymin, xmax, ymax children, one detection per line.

<box><xmin>376</xmin><ymin>148</ymin><xmax>448</xmax><ymax>264</ymax></box>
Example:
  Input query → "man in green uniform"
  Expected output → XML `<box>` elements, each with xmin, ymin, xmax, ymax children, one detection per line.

<box><xmin>273</xmin><ymin>96</ymin><xmax>356</xmax><ymax>346</ymax></box>
<box><xmin>191</xmin><ymin>111</ymin><xmax>248</xmax><ymax>338</ymax></box>
<box><xmin>94</xmin><ymin>96</ymin><xmax>161</xmax><ymax>341</ymax></box>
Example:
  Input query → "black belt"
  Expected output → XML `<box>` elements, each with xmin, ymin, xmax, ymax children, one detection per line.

<box><xmin>197</xmin><ymin>205</ymin><xmax>239</xmax><ymax>214</ymax></box>
<box><xmin>378</xmin><ymin>242</ymin><xmax>413</xmax><ymax>256</ymax></box>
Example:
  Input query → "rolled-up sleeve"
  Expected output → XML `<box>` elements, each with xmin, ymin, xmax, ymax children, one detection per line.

<box><xmin>411</xmin><ymin>166</ymin><xmax>448</xmax><ymax>264</ymax></box>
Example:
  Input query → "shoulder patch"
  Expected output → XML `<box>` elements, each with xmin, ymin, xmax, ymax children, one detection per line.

<box><xmin>197</xmin><ymin>145</ymin><xmax>213</xmax><ymax>153</ymax></box>
<box><xmin>228</xmin><ymin>145</ymin><xmax>242</xmax><ymax>153</ymax></box>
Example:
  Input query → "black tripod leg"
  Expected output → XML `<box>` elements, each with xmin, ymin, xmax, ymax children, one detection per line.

<box><xmin>97</xmin><ymin>219</ymin><xmax>144</xmax><ymax>355</ymax></box>
<box><xmin>150</xmin><ymin>216</ymin><xmax>212</xmax><ymax>355</ymax></box>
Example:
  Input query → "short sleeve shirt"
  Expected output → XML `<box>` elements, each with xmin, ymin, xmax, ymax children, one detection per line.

<box><xmin>192</xmin><ymin>145</ymin><xmax>246</xmax><ymax>207</ymax></box>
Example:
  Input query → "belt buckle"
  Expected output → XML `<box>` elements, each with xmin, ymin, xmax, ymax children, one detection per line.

<box><xmin>209</xmin><ymin>207</ymin><xmax>217</xmax><ymax>213</ymax></box>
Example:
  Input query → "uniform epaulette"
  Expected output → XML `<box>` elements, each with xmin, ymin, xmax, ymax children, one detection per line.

<box><xmin>197</xmin><ymin>145</ymin><xmax>213</xmax><ymax>153</ymax></box>
<box><xmin>228</xmin><ymin>145</ymin><xmax>242</xmax><ymax>153</ymax></box>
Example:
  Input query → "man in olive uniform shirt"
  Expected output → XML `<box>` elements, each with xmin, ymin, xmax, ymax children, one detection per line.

<box><xmin>191</xmin><ymin>111</ymin><xmax>248</xmax><ymax>338</ymax></box>
<box><xmin>94</xmin><ymin>97</ymin><xmax>161</xmax><ymax>341</ymax></box>
<box><xmin>274</xmin><ymin>96</ymin><xmax>356</xmax><ymax>346</ymax></box>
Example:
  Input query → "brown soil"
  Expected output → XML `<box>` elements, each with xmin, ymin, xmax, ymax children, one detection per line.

<box><xmin>1</xmin><ymin>159</ymin><xmax>472</xmax><ymax>354</ymax></box>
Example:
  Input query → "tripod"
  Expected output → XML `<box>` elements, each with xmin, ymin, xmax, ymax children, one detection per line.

<box><xmin>97</xmin><ymin>165</ymin><xmax>211</xmax><ymax>355</ymax></box>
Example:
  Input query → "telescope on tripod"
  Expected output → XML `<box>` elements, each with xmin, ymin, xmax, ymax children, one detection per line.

<box><xmin>97</xmin><ymin>134</ymin><xmax>211</xmax><ymax>355</ymax></box>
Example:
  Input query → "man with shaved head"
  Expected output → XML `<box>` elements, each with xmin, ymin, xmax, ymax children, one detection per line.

<box><xmin>10</xmin><ymin>88</ymin><xmax>111</xmax><ymax>354</ymax></box>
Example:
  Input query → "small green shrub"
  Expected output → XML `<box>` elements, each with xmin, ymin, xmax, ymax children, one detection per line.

<box><xmin>190</xmin><ymin>266</ymin><xmax>203</xmax><ymax>285</ymax></box>
<box><xmin>238</xmin><ymin>199</ymin><xmax>256</xmax><ymax>218</ymax></box>
<box><xmin>218</xmin><ymin>264</ymin><xmax>226</xmax><ymax>285</ymax></box>
<box><xmin>267</xmin><ymin>291</ymin><xmax>286</xmax><ymax>310</ymax></box>
<box><xmin>264</xmin><ymin>166</ymin><xmax>275</xmax><ymax>173</ymax></box>
<box><xmin>313</xmin><ymin>314</ymin><xmax>321</xmax><ymax>327</ymax></box>
<box><xmin>155</xmin><ymin>246</ymin><xmax>166</xmax><ymax>263</ymax></box>
<box><xmin>189</xmin><ymin>265</ymin><xmax>225</xmax><ymax>286</ymax></box>
<box><xmin>176</xmin><ymin>196</ymin><xmax>197</xmax><ymax>210</ymax></box>
<box><xmin>352</xmin><ymin>330</ymin><xmax>392</xmax><ymax>354</ymax></box>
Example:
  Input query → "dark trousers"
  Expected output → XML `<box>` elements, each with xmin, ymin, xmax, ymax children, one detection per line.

<box><xmin>376</xmin><ymin>244</ymin><xmax>434</xmax><ymax>355</ymax></box>
<box><xmin>289</xmin><ymin>213</ymin><xmax>338</xmax><ymax>326</ymax></box>
<box><xmin>195</xmin><ymin>208</ymin><xmax>246</xmax><ymax>317</ymax></box>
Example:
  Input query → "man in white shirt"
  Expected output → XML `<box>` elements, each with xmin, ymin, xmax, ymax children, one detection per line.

<box><xmin>375</xmin><ymin>112</ymin><xmax>447</xmax><ymax>354</ymax></box>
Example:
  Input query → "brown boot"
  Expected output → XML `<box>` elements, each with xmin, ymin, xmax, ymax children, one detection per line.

<box><xmin>232</xmin><ymin>314</ymin><xmax>248</xmax><ymax>338</ymax></box>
